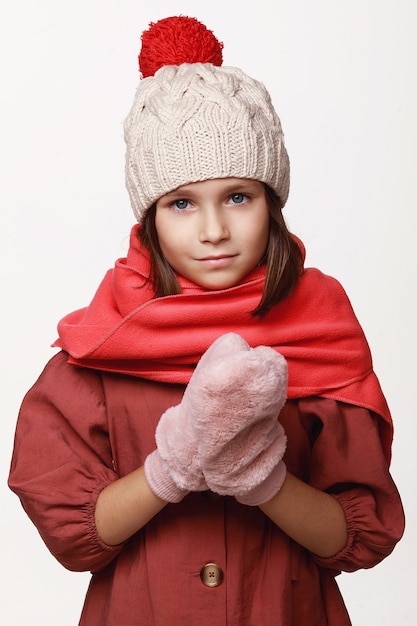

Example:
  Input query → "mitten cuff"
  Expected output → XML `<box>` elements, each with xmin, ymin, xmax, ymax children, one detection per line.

<box><xmin>236</xmin><ymin>460</ymin><xmax>287</xmax><ymax>506</ymax></box>
<box><xmin>144</xmin><ymin>450</ymin><xmax>188</xmax><ymax>503</ymax></box>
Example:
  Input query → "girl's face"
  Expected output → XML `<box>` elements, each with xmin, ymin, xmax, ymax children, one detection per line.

<box><xmin>155</xmin><ymin>178</ymin><xmax>270</xmax><ymax>290</ymax></box>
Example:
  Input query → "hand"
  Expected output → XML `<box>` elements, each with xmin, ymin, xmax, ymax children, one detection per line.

<box><xmin>144</xmin><ymin>332</ymin><xmax>287</xmax><ymax>505</ymax></box>
<box><xmin>193</xmin><ymin>333</ymin><xmax>288</xmax><ymax>505</ymax></box>
<box><xmin>143</xmin><ymin>332</ymin><xmax>240</xmax><ymax>502</ymax></box>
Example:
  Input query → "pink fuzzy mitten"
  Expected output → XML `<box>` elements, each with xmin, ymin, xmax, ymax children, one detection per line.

<box><xmin>144</xmin><ymin>404</ymin><xmax>203</xmax><ymax>503</ymax></box>
<box><xmin>144</xmin><ymin>332</ymin><xmax>243</xmax><ymax>502</ymax></box>
<box><xmin>193</xmin><ymin>333</ymin><xmax>288</xmax><ymax>506</ymax></box>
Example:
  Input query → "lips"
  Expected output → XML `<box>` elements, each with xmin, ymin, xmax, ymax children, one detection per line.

<box><xmin>200</xmin><ymin>255</ymin><xmax>234</xmax><ymax>261</ymax></box>
<box><xmin>198</xmin><ymin>254</ymin><xmax>237</xmax><ymax>268</ymax></box>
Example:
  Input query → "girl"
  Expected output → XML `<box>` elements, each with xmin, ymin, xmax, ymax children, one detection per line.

<box><xmin>8</xmin><ymin>15</ymin><xmax>404</xmax><ymax>626</ymax></box>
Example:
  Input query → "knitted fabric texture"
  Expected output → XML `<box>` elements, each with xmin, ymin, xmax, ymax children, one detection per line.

<box><xmin>124</xmin><ymin>24</ymin><xmax>289</xmax><ymax>221</ymax></box>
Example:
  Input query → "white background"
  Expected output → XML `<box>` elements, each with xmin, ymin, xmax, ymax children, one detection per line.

<box><xmin>1</xmin><ymin>0</ymin><xmax>415</xmax><ymax>623</ymax></box>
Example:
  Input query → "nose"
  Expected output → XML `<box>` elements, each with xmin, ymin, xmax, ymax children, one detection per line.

<box><xmin>198</xmin><ymin>206</ymin><xmax>230</xmax><ymax>244</ymax></box>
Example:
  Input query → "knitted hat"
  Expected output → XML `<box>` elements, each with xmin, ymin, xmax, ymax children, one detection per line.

<box><xmin>124</xmin><ymin>16</ymin><xmax>290</xmax><ymax>222</ymax></box>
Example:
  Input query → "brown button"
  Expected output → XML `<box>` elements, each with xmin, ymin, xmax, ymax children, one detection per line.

<box><xmin>200</xmin><ymin>562</ymin><xmax>224</xmax><ymax>587</ymax></box>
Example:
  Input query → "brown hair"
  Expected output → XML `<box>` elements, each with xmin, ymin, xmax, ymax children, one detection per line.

<box><xmin>139</xmin><ymin>185</ymin><xmax>303</xmax><ymax>317</ymax></box>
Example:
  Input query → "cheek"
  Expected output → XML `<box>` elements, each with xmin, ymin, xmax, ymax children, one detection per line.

<box><xmin>252</xmin><ymin>215</ymin><xmax>270</xmax><ymax>255</ymax></box>
<box><xmin>155</xmin><ymin>215</ymin><xmax>174</xmax><ymax>255</ymax></box>
<box><xmin>155</xmin><ymin>222</ymin><xmax>187</xmax><ymax>267</ymax></box>
<box><xmin>157</xmin><ymin>233</ymin><xmax>176</xmax><ymax>261</ymax></box>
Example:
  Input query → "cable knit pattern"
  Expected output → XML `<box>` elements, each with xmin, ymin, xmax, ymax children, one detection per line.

<box><xmin>124</xmin><ymin>63</ymin><xmax>290</xmax><ymax>221</ymax></box>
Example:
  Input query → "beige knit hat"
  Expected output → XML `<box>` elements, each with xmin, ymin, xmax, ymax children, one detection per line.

<box><xmin>124</xmin><ymin>16</ymin><xmax>290</xmax><ymax>222</ymax></box>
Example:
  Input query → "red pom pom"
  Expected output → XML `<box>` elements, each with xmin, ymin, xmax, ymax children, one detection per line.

<box><xmin>139</xmin><ymin>16</ymin><xmax>223</xmax><ymax>78</ymax></box>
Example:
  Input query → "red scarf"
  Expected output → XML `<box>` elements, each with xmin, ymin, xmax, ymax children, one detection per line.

<box><xmin>54</xmin><ymin>225</ymin><xmax>393</xmax><ymax>462</ymax></box>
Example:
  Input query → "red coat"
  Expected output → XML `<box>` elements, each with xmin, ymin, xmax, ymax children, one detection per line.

<box><xmin>8</xmin><ymin>351</ymin><xmax>404</xmax><ymax>625</ymax></box>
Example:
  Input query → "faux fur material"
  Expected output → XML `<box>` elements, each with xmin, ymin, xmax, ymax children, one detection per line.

<box><xmin>193</xmin><ymin>334</ymin><xmax>288</xmax><ymax>502</ymax></box>
<box><xmin>147</xmin><ymin>333</ymin><xmax>288</xmax><ymax>503</ymax></box>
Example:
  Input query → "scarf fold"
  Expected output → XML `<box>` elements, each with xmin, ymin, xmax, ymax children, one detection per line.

<box><xmin>54</xmin><ymin>225</ymin><xmax>393</xmax><ymax>462</ymax></box>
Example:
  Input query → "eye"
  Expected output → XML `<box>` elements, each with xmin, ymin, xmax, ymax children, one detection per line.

<box><xmin>229</xmin><ymin>193</ymin><xmax>248</xmax><ymax>205</ymax></box>
<box><xmin>171</xmin><ymin>198</ymin><xmax>190</xmax><ymax>211</ymax></box>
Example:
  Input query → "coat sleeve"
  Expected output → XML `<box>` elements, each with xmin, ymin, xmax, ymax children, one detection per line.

<box><xmin>295</xmin><ymin>398</ymin><xmax>404</xmax><ymax>573</ymax></box>
<box><xmin>8</xmin><ymin>352</ymin><xmax>124</xmax><ymax>573</ymax></box>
